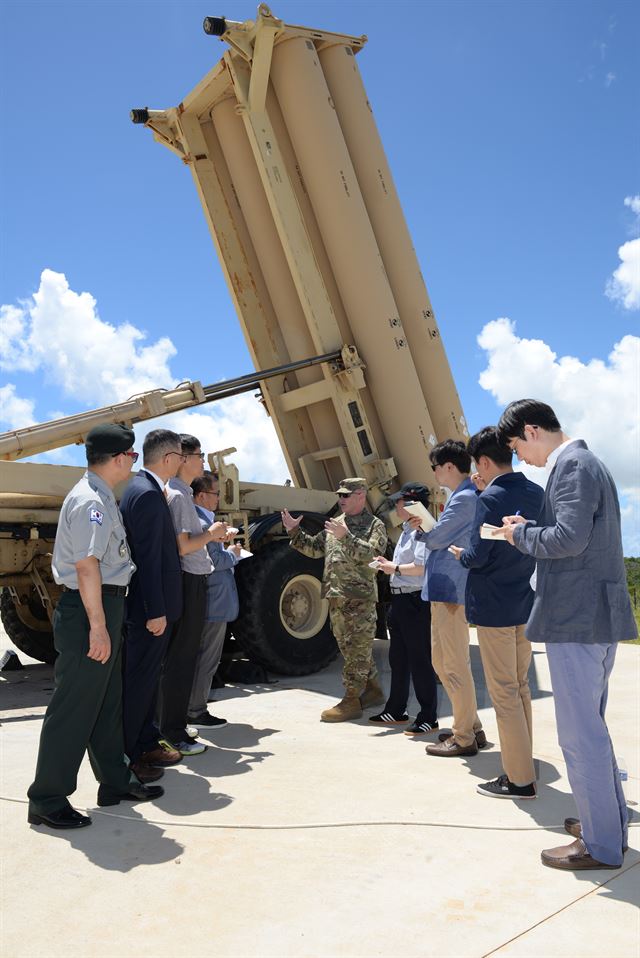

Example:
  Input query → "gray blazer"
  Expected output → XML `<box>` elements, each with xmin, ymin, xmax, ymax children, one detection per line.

<box><xmin>513</xmin><ymin>440</ymin><xmax>637</xmax><ymax>644</ymax></box>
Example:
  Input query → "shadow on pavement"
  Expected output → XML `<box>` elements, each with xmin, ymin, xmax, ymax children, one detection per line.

<box><xmin>29</xmin><ymin>806</ymin><xmax>185</xmax><ymax>873</ymax></box>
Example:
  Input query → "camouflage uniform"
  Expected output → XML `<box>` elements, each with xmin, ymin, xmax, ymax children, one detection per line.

<box><xmin>290</xmin><ymin>510</ymin><xmax>387</xmax><ymax>693</ymax></box>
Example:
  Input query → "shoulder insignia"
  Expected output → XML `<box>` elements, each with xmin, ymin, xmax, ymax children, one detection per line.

<box><xmin>90</xmin><ymin>508</ymin><xmax>104</xmax><ymax>525</ymax></box>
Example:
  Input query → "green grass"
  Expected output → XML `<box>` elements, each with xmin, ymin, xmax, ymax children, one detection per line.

<box><xmin>623</xmin><ymin>558</ymin><xmax>640</xmax><ymax>645</ymax></box>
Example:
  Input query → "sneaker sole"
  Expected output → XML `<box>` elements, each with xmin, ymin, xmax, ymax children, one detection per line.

<box><xmin>188</xmin><ymin>722</ymin><xmax>228</xmax><ymax>729</ymax></box>
<box><xmin>160</xmin><ymin>739</ymin><xmax>206</xmax><ymax>757</ymax></box>
<box><xmin>404</xmin><ymin>727</ymin><xmax>439</xmax><ymax>736</ymax></box>
<box><xmin>476</xmin><ymin>785</ymin><xmax>537</xmax><ymax>799</ymax></box>
<box><xmin>368</xmin><ymin>720</ymin><xmax>409</xmax><ymax>726</ymax></box>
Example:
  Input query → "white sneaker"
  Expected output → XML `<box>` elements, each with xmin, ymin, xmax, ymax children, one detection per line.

<box><xmin>160</xmin><ymin>738</ymin><xmax>206</xmax><ymax>756</ymax></box>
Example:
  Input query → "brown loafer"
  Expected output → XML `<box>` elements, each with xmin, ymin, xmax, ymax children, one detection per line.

<box><xmin>426</xmin><ymin>735</ymin><xmax>478</xmax><ymax>757</ymax></box>
<box><xmin>564</xmin><ymin>816</ymin><xmax>581</xmax><ymax>839</ymax></box>
<box><xmin>139</xmin><ymin>743</ymin><xmax>182</xmax><ymax>767</ymax></box>
<box><xmin>438</xmin><ymin>729</ymin><xmax>487</xmax><ymax>749</ymax></box>
<box><xmin>564</xmin><ymin>817</ymin><xmax>628</xmax><ymax>851</ymax></box>
<box><xmin>541</xmin><ymin>838</ymin><xmax>622</xmax><ymax>870</ymax></box>
<box><xmin>130</xmin><ymin>761</ymin><xmax>164</xmax><ymax>783</ymax></box>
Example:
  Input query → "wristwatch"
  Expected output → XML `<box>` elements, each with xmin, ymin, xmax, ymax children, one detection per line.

<box><xmin>395</xmin><ymin>564</ymin><xmax>401</xmax><ymax>575</ymax></box>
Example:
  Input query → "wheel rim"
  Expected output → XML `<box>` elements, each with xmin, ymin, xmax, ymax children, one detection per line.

<box><xmin>278</xmin><ymin>574</ymin><xmax>329</xmax><ymax>640</ymax></box>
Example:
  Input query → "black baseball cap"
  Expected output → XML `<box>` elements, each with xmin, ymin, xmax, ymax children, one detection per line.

<box><xmin>388</xmin><ymin>482</ymin><xmax>430</xmax><ymax>506</ymax></box>
<box><xmin>85</xmin><ymin>423</ymin><xmax>135</xmax><ymax>457</ymax></box>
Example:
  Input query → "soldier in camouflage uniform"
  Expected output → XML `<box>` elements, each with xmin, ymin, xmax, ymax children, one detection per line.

<box><xmin>281</xmin><ymin>478</ymin><xmax>388</xmax><ymax>722</ymax></box>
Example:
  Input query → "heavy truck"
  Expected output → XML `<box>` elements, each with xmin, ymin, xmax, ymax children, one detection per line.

<box><xmin>0</xmin><ymin>5</ymin><xmax>467</xmax><ymax>676</ymax></box>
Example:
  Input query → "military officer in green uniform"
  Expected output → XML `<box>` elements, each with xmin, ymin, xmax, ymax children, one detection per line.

<box><xmin>282</xmin><ymin>478</ymin><xmax>388</xmax><ymax>722</ymax></box>
<box><xmin>27</xmin><ymin>424</ymin><xmax>163</xmax><ymax>830</ymax></box>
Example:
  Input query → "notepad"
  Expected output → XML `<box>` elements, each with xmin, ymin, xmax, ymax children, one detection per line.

<box><xmin>402</xmin><ymin>501</ymin><xmax>436</xmax><ymax>531</ymax></box>
<box><xmin>480</xmin><ymin>523</ymin><xmax>508</xmax><ymax>540</ymax></box>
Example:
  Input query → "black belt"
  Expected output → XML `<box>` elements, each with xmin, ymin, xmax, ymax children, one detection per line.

<box><xmin>63</xmin><ymin>584</ymin><xmax>128</xmax><ymax>596</ymax></box>
<box><xmin>390</xmin><ymin>587</ymin><xmax>422</xmax><ymax>595</ymax></box>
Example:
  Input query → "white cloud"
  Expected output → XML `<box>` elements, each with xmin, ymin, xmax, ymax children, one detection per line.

<box><xmin>1</xmin><ymin>270</ymin><xmax>290</xmax><ymax>486</ymax></box>
<box><xmin>624</xmin><ymin>195</ymin><xmax>640</xmax><ymax>218</ymax></box>
<box><xmin>133</xmin><ymin>395</ymin><xmax>291</xmax><ymax>487</ymax></box>
<box><xmin>605</xmin><ymin>196</ymin><xmax>640</xmax><ymax>310</ymax></box>
<box><xmin>477</xmin><ymin>319</ymin><xmax>640</xmax><ymax>554</ymax></box>
<box><xmin>0</xmin><ymin>384</ymin><xmax>36</xmax><ymax>430</ymax></box>
<box><xmin>605</xmin><ymin>71</ymin><xmax>616</xmax><ymax>88</ymax></box>
<box><xmin>606</xmin><ymin>238</ymin><xmax>640</xmax><ymax>310</ymax></box>
<box><xmin>0</xmin><ymin>269</ymin><xmax>176</xmax><ymax>402</ymax></box>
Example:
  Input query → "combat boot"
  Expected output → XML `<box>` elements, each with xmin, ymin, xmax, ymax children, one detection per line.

<box><xmin>321</xmin><ymin>692</ymin><xmax>363</xmax><ymax>723</ymax></box>
<box><xmin>359</xmin><ymin>675</ymin><xmax>385</xmax><ymax>709</ymax></box>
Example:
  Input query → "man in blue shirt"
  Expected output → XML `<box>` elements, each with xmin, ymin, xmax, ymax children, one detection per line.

<box><xmin>410</xmin><ymin>441</ymin><xmax>486</xmax><ymax>758</ymax></box>
<box><xmin>450</xmin><ymin>427</ymin><xmax>543</xmax><ymax>799</ymax></box>
<box><xmin>188</xmin><ymin>472</ymin><xmax>242</xmax><ymax>729</ymax></box>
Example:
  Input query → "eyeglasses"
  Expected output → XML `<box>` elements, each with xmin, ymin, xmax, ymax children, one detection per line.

<box><xmin>114</xmin><ymin>450</ymin><xmax>139</xmax><ymax>463</ymax></box>
<box><xmin>184</xmin><ymin>452</ymin><xmax>206</xmax><ymax>461</ymax></box>
<box><xmin>165</xmin><ymin>451</ymin><xmax>187</xmax><ymax>461</ymax></box>
<box><xmin>338</xmin><ymin>492</ymin><xmax>353</xmax><ymax>499</ymax></box>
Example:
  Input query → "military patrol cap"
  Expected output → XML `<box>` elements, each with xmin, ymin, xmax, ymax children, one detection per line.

<box><xmin>85</xmin><ymin>423</ymin><xmax>135</xmax><ymax>457</ymax></box>
<box><xmin>388</xmin><ymin>481</ymin><xmax>430</xmax><ymax>506</ymax></box>
<box><xmin>336</xmin><ymin>477</ymin><xmax>368</xmax><ymax>494</ymax></box>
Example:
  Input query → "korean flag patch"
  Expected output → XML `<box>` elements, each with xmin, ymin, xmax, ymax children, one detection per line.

<box><xmin>90</xmin><ymin>508</ymin><xmax>104</xmax><ymax>525</ymax></box>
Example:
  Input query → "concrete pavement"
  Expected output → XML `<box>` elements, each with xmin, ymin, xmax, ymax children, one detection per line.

<box><xmin>1</xmin><ymin>629</ymin><xmax>638</xmax><ymax>958</ymax></box>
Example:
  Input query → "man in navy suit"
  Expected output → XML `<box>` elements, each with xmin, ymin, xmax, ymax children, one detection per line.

<box><xmin>120</xmin><ymin>429</ymin><xmax>185</xmax><ymax>779</ymax></box>
<box><xmin>499</xmin><ymin>400</ymin><xmax>636</xmax><ymax>870</ymax></box>
<box><xmin>450</xmin><ymin>427</ymin><xmax>544</xmax><ymax>800</ymax></box>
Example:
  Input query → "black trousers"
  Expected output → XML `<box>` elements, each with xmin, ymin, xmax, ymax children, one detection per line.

<box><xmin>385</xmin><ymin>592</ymin><xmax>438</xmax><ymax>725</ymax></box>
<box><xmin>28</xmin><ymin>592</ymin><xmax>131</xmax><ymax>814</ymax></box>
<box><xmin>158</xmin><ymin>572</ymin><xmax>207</xmax><ymax>743</ymax></box>
<box><xmin>122</xmin><ymin>618</ymin><xmax>172</xmax><ymax>762</ymax></box>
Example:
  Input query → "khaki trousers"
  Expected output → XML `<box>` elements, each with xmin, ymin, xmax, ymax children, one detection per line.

<box><xmin>431</xmin><ymin>602</ymin><xmax>481</xmax><ymax>747</ymax></box>
<box><xmin>476</xmin><ymin>625</ymin><xmax>535</xmax><ymax>786</ymax></box>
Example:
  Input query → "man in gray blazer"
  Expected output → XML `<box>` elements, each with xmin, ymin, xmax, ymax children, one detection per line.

<box><xmin>498</xmin><ymin>399</ymin><xmax>636</xmax><ymax>871</ymax></box>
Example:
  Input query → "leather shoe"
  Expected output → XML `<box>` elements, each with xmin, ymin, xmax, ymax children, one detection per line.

<box><xmin>130</xmin><ymin>761</ymin><xmax>164</xmax><ymax>783</ymax></box>
<box><xmin>564</xmin><ymin>817</ymin><xmax>628</xmax><ymax>851</ymax></box>
<box><xmin>541</xmin><ymin>837</ymin><xmax>622</xmax><ymax>870</ymax></box>
<box><xmin>97</xmin><ymin>783</ymin><xmax>164</xmax><ymax>807</ymax></box>
<box><xmin>28</xmin><ymin>806</ymin><xmax>92</xmax><ymax>829</ymax></box>
<box><xmin>139</xmin><ymin>743</ymin><xmax>182</xmax><ymax>767</ymax></box>
<box><xmin>438</xmin><ymin>729</ymin><xmax>487</xmax><ymax>749</ymax></box>
<box><xmin>426</xmin><ymin>735</ymin><xmax>478</xmax><ymax>757</ymax></box>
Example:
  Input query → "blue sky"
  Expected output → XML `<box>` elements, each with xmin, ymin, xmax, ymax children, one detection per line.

<box><xmin>1</xmin><ymin>0</ymin><xmax>639</xmax><ymax>550</ymax></box>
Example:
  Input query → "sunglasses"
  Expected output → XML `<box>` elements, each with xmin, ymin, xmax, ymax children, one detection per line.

<box><xmin>114</xmin><ymin>450</ymin><xmax>139</xmax><ymax>463</ymax></box>
<box><xmin>338</xmin><ymin>492</ymin><xmax>354</xmax><ymax>499</ymax></box>
<box><xmin>184</xmin><ymin>452</ymin><xmax>206</xmax><ymax>460</ymax></box>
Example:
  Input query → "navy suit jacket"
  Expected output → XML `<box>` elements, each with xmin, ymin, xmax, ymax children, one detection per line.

<box><xmin>120</xmin><ymin>470</ymin><xmax>183</xmax><ymax>624</ymax></box>
<box><xmin>513</xmin><ymin>440</ymin><xmax>637</xmax><ymax>644</ymax></box>
<box><xmin>460</xmin><ymin>472</ymin><xmax>544</xmax><ymax>627</ymax></box>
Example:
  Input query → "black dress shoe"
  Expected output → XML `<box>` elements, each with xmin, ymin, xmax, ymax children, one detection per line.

<box><xmin>28</xmin><ymin>806</ymin><xmax>92</xmax><ymax>829</ymax></box>
<box><xmin>97</xmin><ymin>783</ymin><xmax>165</xmax><ymax>807</ymax></box>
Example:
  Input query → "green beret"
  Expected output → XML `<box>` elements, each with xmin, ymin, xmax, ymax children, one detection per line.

<box><xmin>336</xmin><ymin>477</ymin><xmax>368</xmax><ymax>494</ymax></box>
<box><xmin>85</xmin><ymin>423</ymin><xmax>135</xmax><ymax>457</ymax></box>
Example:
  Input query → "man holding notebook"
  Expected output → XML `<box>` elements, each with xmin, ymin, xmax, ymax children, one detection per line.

<box><xmin>410</xmin><ymin>440</ymin><xmax>486</xmax><ymax>758</ymax></box>
<box><xmin>450</xmin><ymin>427</ymin><xmax>543</xmax><ymax>799</ymax></box>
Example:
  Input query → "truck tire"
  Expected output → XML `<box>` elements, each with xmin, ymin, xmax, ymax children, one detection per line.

<box><xmin>0</xmin><ymin>590</ymin><xmax>56</xmax><ymax>665</ymax></box>
<box><xmin>232</xmin><ymin>540</ymin><xmax>338</xmax><ymax>676</ymax></box>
